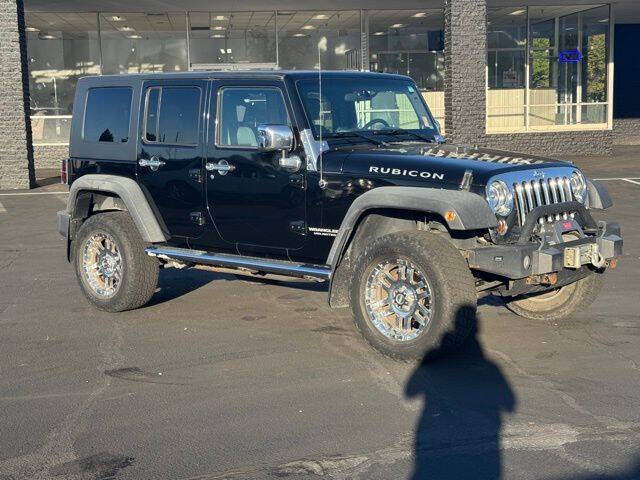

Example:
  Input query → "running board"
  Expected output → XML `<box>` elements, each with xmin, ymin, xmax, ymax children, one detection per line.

<box><xmin>145</xmin><ymin>246</ymin><xmax>331</xmax><ymax>280</ymax></box>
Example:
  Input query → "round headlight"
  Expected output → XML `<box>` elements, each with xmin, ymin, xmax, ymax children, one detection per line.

<box><xmin>570</xmin><ymin>171</ymin><xmax>588</xmax><ymax>203</ymax></box>
<box><xmin>486</xmin><ymin>180</ymin><xmax>513</xmax><ymax>216</ymax></box>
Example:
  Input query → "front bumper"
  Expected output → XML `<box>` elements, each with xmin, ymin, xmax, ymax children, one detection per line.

<box><xmin>468</xmin><ymin>221</ymin><xmax>622</xmax><ymax>279</ymax></box>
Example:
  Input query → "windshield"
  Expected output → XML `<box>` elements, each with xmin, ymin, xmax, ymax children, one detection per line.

<box><xmin>296</xmin><ymin>78</ymin><xmax>436</xmax><ymax>140</ymax></box>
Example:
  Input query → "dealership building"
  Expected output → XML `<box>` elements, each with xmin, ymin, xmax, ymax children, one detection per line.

<box><xmin>0</xmin><ymin>0</ymin><xmax>638</xmax><ymax>189</ymax></box>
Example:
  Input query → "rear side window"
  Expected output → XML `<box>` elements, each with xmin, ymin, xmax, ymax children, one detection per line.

<box><xmin>83</xmin><ymin>87</ymin><xmax>132</xmax><ymax>143</ymax></box>
<box><xmin>144</xmin><ymin>86</ymin><xmax>201</xmax><ymax>145</ymax></box>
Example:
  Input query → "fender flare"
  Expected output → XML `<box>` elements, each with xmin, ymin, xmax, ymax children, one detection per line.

<box><xmin>587</xmin><ymin>179</ymin><xmax>613</xmax><ymax>210</ymax></box>
<box><xmin>325</xmin><ymin>186</ymin><xmax>497</xmax><ymax>268</ymax></box>
<box><xmin>65</xmin><ymin>174</ymin><xmax>168</xmax><ymax>243</ymax></box>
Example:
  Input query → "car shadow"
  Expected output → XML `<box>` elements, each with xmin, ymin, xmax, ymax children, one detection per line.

<box><xmin>146</xmin><ymin>267</ymin><xmax>327</xmax><ymax>307</ymax></box>
<box><xmin>405</xmin><ymin>305</ymin><xmax>516</xmax><ymax>480</ymax></box>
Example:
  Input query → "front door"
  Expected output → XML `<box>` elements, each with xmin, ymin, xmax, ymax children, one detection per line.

<box><xmin>137</xmin><ymin>79</ymin><xmax>207</xmax><ymax>239</ymax></box>
<box><xmin>205</xmin><ymin>82</ymin><xmax>306</xmax><ymax>251</ymax></box>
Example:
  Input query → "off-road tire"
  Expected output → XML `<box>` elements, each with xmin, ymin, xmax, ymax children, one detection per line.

<box><xmin>505</xmin><ymin>271</ymin><xmax>604</xmax><ymax>322</ymax></box>
<box><xmin>350</xmin><ymin>231</ymin><xmax>477</xmax><ymax>361</ymax></box>
<box><xmin>73</xmin><ymin>211</ymin><xmax>159</xmax><ymax>312</ymax></box>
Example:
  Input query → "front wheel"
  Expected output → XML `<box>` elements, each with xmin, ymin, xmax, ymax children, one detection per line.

<box><xmin>504</xmin><ymin>271</ymin><xmax>604</xmax><ymax>322</ymax></box>
<box><xmin>350</xmin><ymin>231</ymin><xmax>477</xmax><ymax>361</ymax></box>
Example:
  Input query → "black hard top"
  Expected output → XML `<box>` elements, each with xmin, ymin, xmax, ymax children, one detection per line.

<box><xmin>77</xmin><ymin>70</ymin><xmax>413</xmax><ymax>85</ymax></box>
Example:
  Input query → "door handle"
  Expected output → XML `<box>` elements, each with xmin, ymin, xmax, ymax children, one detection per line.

<box><xmin>139</xmin><ymin>156</ymin><xmax>166</xmax><ymax>171</ymax></box>
<box><xmin>205</xmin><ymin>159</ymin><xmax>236</xmax><ymax>176</ymax></box>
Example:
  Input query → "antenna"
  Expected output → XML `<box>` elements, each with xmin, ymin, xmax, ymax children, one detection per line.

<box><xmin>317</xmin><ymin>36</ymin><xmax>328</xmax><ymax>189</ymax></box>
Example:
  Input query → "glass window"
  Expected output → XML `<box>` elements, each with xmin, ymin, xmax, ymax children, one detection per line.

<box><xmin>25</xmin><ymin>12</ymin><xmax>101</xmax><ymax>145</ymax></box>
<box><xmin>296</xmin><ymin>78</ymin><xmax>434</xmax><ymax>138</ymax></box>
<box><xmin>83</xmin><ymin>87</ymin><xmax>132</xmax><ymax>143</ymax></box>
<box><xmin>189</xmin><ymin>11</ymin><xmax>276</xmax><ymax>68</ymax></box>
<box><xmin>277</xmin><ymin>11</ymin><xmax>361</xmax><ymax>70</ymax></box>
<box><xmin>217</xmin><ymin>88</ymin><xmax>290</xmax><ymax>147</ymax></box>
<box><xmin>368</xmin><ymin>10</ymin><xmax>445</xmax><ymax>130</ymax></box>
<box><xmin>144</xmin><ymin>87</ymin><xmax>201</xmax><ymax>145</ymax></box>
<box><xmin>144</xmin><ymin>88</ymin><xmax>160</xmax><ymax>141</ymax></box>
<box><xmin>99</xmin><ymin>13</ymin><xmax>188</xmax><ymax>74</ymax></box>
<box><xmin>487</xmin><ymin>5</ymin><xmax>611</xmax><ymax>133</ymax></box>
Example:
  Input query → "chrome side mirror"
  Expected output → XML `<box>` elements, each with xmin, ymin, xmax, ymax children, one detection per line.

<box><xmin>257</xmin><ymin>124</ymin><xmax>294</xmax><ymax>152</ymax></box>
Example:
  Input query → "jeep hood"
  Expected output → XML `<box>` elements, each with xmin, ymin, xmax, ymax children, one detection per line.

<box><xmin>336</xmin><ymin>143</ymin><xmax>572</xmax><ymax>187</ymax></box>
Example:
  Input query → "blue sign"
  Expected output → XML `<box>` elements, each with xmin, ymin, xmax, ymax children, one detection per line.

<box><xmin>559</xmin><ymin>49</ymin><xmax>582</xmax><ymax>63</ymax></box>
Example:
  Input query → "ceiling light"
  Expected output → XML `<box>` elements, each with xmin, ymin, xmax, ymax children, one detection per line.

<box><xmin>212</xmin><ymin>26</ymin><xmax>225</xmax><ymax>30</ymax></box>
<box><xmin>119</xmin><ymin>26</ymin><xmax>135</xmax><ymax>32</ymax></box>
<box><xmin>412</xmin><ymin>12</ymin><xmax>427</xmax><ymax>18</ymax></box>
<box><xmin>292</xmin><ymin>33</ymin><xmax>308</xmax><ymax>37</ymax></box>
<box><xmin>213</xmin><ymin>15</ymin><xmax>228</xmax><ymax>21</ymax></box>
<box><xmin>509</xmin><ymin>9</ymin><xmax>526</xmax><ymax>16</ymax></box>
<box><xmin>598</xmin><ymin>18</ymin><xmax>609</xmax><ymax>23</ymax></box>
<box><xmin>26</xmin><ymin>26</ymin><xmax>39</xmax><ymax>32</ymax></box>
<box><xmin>312</xmin><ymin>14</ymin><xmax>329</xmax><ymax>20</ymax></box>
<box><xmin>211</xmin><ymin>34</ymin><xmax>225</xmax><ymax>38</ymax></box>
<box><xmin>127</xmin><ymin>34</ymin><xmax>141</xmax><ymax>39</ymax></box>
<box><xmin>39</xmin><ymin>33</ymin><xmax>57</xmax><ymax>40</ymax></box>
<box><xmin>390</xmin><ymin>23</ymin><xmax>405</xmax><ymax>28</ymax></box>
<box><xmin>301</xmin><ymin>25</ymin><xmax>316</xmax><ymax>30</ymax></box>
<box><xmin>109</xmin><ymin>15</ymin><xmax>125</xmax><ymax>21</ymax></box>
<box><xmin>373</xmin><ymin>31</ymin><xmax>386</xmax><ymax>36</ymax></box>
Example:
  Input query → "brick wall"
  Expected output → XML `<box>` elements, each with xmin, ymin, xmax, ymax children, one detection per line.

<box><xmin>0</xmin><ymin>0</ymin><xmax>34</xmax><ymax>189</ymax></box>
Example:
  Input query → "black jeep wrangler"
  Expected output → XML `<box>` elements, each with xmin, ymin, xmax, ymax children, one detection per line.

<box><xmin>57</xmin><ymin>71</ymin><xmax>622</xmax><ymax>360</ymax></box>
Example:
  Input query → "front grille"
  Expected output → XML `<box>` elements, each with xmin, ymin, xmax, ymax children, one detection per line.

<box><xmin>513</xmin><ymin>176</ymin><xmax>574</xmax><ymax>226</ymax></box>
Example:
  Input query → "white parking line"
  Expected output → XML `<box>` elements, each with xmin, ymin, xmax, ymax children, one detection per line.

<box><xmin>593</xmin><ymin>177</ymin><xmax>640</xmax><ymax>181</ymax></box>
<box><xmin>0</xmin><ymin>201</ymin><xmax>6</xmax><ymax>213</ymax></box>
<box><xmin>0</xmin><ymin>191</ymin><xmax>69</xmax><ymax>197</ymax></box>
<box><xmin>622</xmin><ymin>178</ymin><xmax>640</xmax><ymax>186</ymax></box>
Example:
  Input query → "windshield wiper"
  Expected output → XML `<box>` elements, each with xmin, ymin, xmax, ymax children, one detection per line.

<box><xmin>382</xmin><ymin>129</ymin><xmax>437</xmax><ymax>143</ymax></box>
<box><xmin>325</xmin><ymin>131</ymin><xmax>388</xmax><ymax>147</ymax></box>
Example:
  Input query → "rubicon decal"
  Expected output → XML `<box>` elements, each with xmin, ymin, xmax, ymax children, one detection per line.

<box><xmin>369</xmin><ymin>166</ymin><xmax>445</xmax><ymax>180</ymax></box>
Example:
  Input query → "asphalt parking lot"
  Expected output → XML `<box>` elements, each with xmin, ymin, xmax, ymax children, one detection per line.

<box><xmin>1</xmin><ymin>149</ymin><xmax>639</xmax><ymax>480</ymax></box>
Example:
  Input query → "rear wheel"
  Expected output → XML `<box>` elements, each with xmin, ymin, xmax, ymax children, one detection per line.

<box><xmin>505</xmin><ymin>271</ymin><xmax>604</xmax><ymax>321</ymax></box>
<box><xmin>73</xmin><ymin>211</ymin><xmax>159</xmax><ymax>312</ymax></box>
<box><xmin>350</xmin><ymin>231</ymin><xmax>476</xmax><ymax>361</ymax></box>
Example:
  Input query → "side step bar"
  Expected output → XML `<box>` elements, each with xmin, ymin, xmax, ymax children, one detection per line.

<box><xmin>145</xmin><ymin>246</ymin><xmax>331</xmax><ymax>280</ymax></box>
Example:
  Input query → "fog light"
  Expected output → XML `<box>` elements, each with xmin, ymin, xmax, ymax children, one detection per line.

<box><xmin>496</xmin><ymin>219</ymin><xmax>508</xmax><ymax>235</ymax></box>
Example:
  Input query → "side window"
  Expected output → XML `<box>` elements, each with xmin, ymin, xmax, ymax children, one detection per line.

<box><xmin>83</xmin><ymin>87</ymin><xmax>132</xmax><ymax>143</ymax></box>
<box><xmin>217</xmin><ymin>87</ymin><xmax>290</xmax><ymax>148</ymax></box>
<box><xmin>144</xmin><ymin>86</ymin><xmax>201</xmax><ymax>145</ymax></box>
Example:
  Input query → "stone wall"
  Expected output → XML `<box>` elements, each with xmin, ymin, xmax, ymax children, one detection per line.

<box><xmin>613</xmin><ymin>118</ymin><xmax>640</xmax><ymax>145</ymax></box>
<box><xmin>33</xmin><ymin>144</ymin><xmax>69</xmax><ymax>170</ymax></box>
<box><xmin>0</xmin><ymin>0</ymin><xmax>34</xmax><ymax>189</ymax></box>
<box><xmin>444</xmin><ymin>0</ymin><xmax>487</xmax><ymax>146</ymax></box>
<box><xmin>483</xmin><ymin>129</ymin><xmax>614</xmax><ymax>157</ymax></box>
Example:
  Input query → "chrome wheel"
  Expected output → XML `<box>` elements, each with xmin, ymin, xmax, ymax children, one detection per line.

<box><xmin>364</xmin><ymin>258</ymin><xmax>433</xmax><ymax>341</ymax></box>
<box><xmin>81</xmin><ymin>232</ymin><xmax>123</xmax><ymax>298</ymax></box>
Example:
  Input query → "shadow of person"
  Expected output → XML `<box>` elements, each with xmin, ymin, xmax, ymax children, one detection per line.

<box><xmin>405</xmin><ymin>307</ymin><xmax>516</xmax><ymax>480</ymax></box>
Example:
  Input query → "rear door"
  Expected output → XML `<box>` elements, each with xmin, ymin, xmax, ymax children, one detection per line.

<box><xmin>137</xmin><ymin>79</ymin><xmax>207</xmax><ymax>239</ymax></box>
